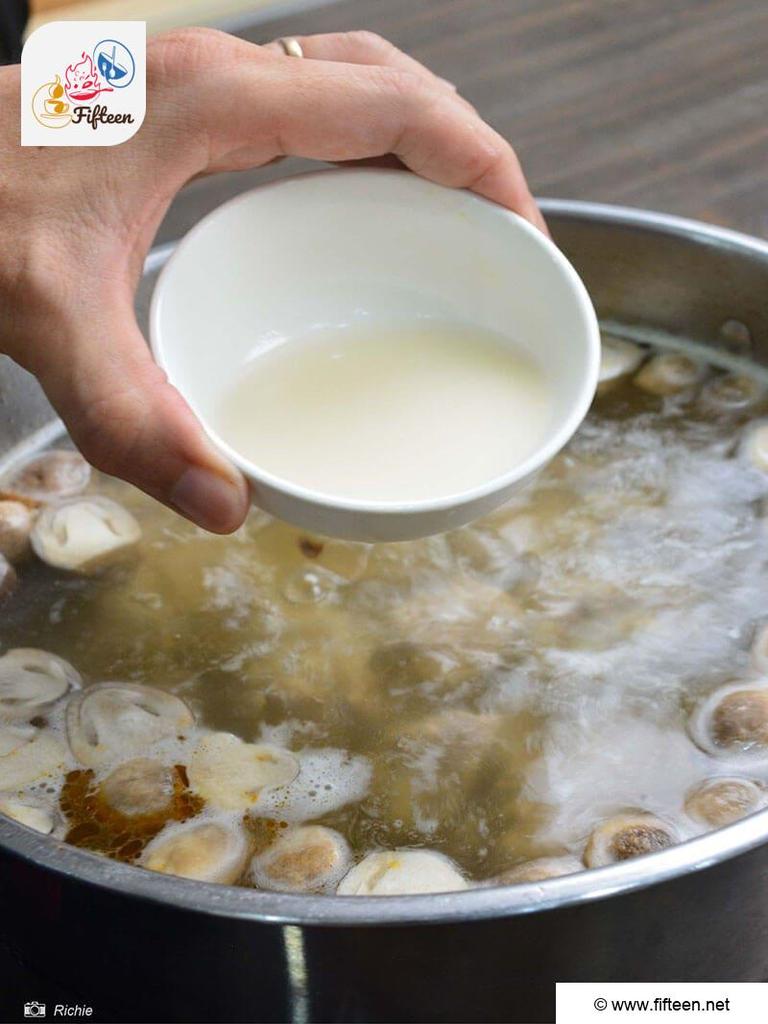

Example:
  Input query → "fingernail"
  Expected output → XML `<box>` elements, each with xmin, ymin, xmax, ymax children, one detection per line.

<box><xmin>171</xmin><ymin>466</ymin><xmax>248</xmax><ymax>533</ymax></box>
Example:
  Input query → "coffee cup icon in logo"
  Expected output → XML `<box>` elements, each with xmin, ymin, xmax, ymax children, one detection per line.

<box><xmin>31</xmin><ymin>74</ymin><xmax>71</xmax><ymax>128</ymax></box>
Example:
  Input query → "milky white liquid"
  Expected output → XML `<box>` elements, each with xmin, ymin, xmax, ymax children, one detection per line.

<box><xmin>214</xmin><ymin>322</ymin><xmax>553</xmax><ymax>502</ymax></box>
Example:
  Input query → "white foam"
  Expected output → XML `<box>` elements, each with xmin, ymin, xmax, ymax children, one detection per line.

<box><xmin>256</xmin><ymin>747</ymin><xmax>372</xmax><ymax>822</ymax></box>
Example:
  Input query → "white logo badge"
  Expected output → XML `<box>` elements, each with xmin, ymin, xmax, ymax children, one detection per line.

<box><xmin>21</xmin><ymin>21</ymin><xmax>145</xmax><ymax>146</ymax></box>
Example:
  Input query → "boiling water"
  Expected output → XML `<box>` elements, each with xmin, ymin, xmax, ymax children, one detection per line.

<box><xmin>4</xmin><ymin>340</ymin><xmax>768</xmax><ymax>884</ymax></box>
<box><xmin>214</xmin><ymin>322</ymin><xmax>553</xmax><ymax>501</ymax></box>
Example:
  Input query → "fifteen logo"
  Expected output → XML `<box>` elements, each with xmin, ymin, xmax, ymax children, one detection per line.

<box><xmin>22</xmin><ymin>22</ymin><xmax>145</xmax><ymax>146</ymax></box>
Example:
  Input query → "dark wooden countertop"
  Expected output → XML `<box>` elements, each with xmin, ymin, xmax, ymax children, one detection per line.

<box><xmin>162</xmin><ymin>0</ymin><xmax>768</xmax><ymax>244</ymax></box>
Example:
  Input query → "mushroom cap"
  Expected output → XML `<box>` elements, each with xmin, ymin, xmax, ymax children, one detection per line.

<box><xmin>0</xmin><ymin>500</ymin><xmax>34</xmax><ymax>562</ymax></box>
<box><xmin>0</xmin><ymin>648</ymin><xmax>81</xmax><ymax>721</ymax></box>
<box><xmin>0</xmin><ymin>793</ymin><xmax>56</xmax><ymax>834</ymax></box>
<box><xmin>2</xmin><ymin>450</ymin><xmax>90</xmax><ymax>504</ymax></box>
<box><xmin>493</xmin><ymin>854</ymin><xmax>584</xmax><ymax>885</ymax></box>
<box><xmin>583</xmin><ymin>812</ymin><xmax>678</xmax><ymax>868</ymax></box>
<box><xmin>188</xmin><ymin>733</ymin><xmax>299</xmax><ymax>811</ymax></box>
<box><xmin>337</xmin><ymin>849</ymin><xmax>468</xmax><ymax>896</ymax></box>
<box><xmin>99</xmin><ymin>757</ymin><xmax>175</xmax><ymax>817</ymax></box>
<box><xmin>31</xmin><ymin>496</ymin><xmax>141</xmax><ymax>572</ymax></box>
<box><xmin>66</xmin><ymin>683</ymin><xmax>194</xmax><ymax>768</ymax></box>
<box><xmin>689</xmin><ymin>682</ymin><xmax>768</xmax><ymax>760</ymax></box>
<box><xmin>633</xmin><ymin>352</ymin><xmax>706</xmax><ymax>396</ymax></box>
<box><xmin>700</xmin><ymin>373</ymin><xmax>765</xmax><ymax>411</ymax></box>
<box><xmin>0</xmin><ymin>724</ymin><xmax>67</xmax><ymax>789</ymax></box>
<box><xmin>684</xmin><ymin>777</ymin><xmax>767</xmax><ymax>828</ymax></box>
<box><xmin>249</xmin><ymin>825</ymin><xmax>351</xmax><ymax>893</ymax></box>
<box><xmin>598</xmin><ymin>335</ymin><xmax>645</xmax><ymax>390</ymax></box>
<box><xmin>140</xmin><ymin>820</ymin><xmax>250</xmax><ymax>884</ymax></box>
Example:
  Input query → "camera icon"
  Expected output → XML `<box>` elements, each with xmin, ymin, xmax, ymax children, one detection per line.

<box><xmin>24</xmin><ymin>1002</ymin><xmax>46</xmax><ymax>1018</ymax></box>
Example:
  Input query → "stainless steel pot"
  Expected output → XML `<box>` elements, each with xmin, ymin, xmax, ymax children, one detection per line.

<box><xmin>2</xmin><ymin>200</ymin><xmax>768</xmax><ymax>1024</ymax></box>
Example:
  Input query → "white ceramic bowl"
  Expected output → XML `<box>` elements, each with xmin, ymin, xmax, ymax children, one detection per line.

<box><xmin>150</xmin><ymin>168</ymin><xmax>599</xmax><ymax>541</ymax></box>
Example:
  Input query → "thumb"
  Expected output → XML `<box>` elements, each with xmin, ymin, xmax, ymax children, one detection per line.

<box><xmin>32</xmin><ymin>299</ymin><xmax>250</xmax><ymax>534</ymax></box>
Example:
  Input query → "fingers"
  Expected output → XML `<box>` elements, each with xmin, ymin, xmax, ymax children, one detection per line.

<box><xmin>262</xmin><ymin>30</ymin><xmax>459</xmax><ymax>95</ymax></box>
<box><xmin>198</xmin><ymin>50</ymin><xmax>542</xmax><ymax>227</ymax></box>
<box><xmin>257</xmin><ymin>31</ymin><xmax>545</xmax><ymax>230</ymax></box>
<box><xmin>31</xmin><ymin>298</ymin><xmax>249</xmax><ymax>534</ymax></box>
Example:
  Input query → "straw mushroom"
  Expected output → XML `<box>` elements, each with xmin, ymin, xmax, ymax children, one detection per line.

<box><xmin>66</xmin><ymin>683</ymin><xmax>194</xmax><ymax>768</ymax></box>
<box><xmin>0</xmin><ymin>648</ymin><xmax>81</xmax><ymax>721</ymax></box>
<box><xmin>140</xmin><ymin>820</ymin><xmax>250</xmax><ymax>884</ymax></box>
<box><xmin>31</xmin><ymin>496</ymin><xmax>141</xmax><ymax>572</ymax></box>
<box><xmin>633</xmin><ymin>352</ymin><xmax>706</xmax><ymax>396</ymax></box>
<box><xmin>337</xmin><ymin>849</ymin><xmax>468</xmax><ymax>896</ymax></box>
<box><xmin>0</xmin><ymin>500</ymin><xmax>34</xmax><ymax>562</ymax></box>
<box><xmin>249</xmin><ymin>825</ymin><xmax>351</xmax><ymax>893</ymax></box>
<box><xmin>492</xmin><ymin>855</ymin><xmax>584</xmax><ymax>884</ymax></box>
<box><xmin>598</xmin><ymin>335</ymin><xmax>645</xmax><ymax>393</ymax></box>
<box><xmin>99</xmin><ymin>757</ymin><xmax>175</xmax><ymax>817</ymax></box>
<box><xmin>688</xmin><ymin>682</ymin><xmax>768</xmax><ymax>760</ymax></box>
<box><xmin>187</xmin><ymin>732</ymin><xmax>298</xmax><ymax>811</ymax></box>
<box><xmin>700</xmin><ymin>373</ymin><xmax>765</xmax><ymax>412</ymax></box>
<box><xmin>0</xmin><ymin>724</ymin><xmax>67</xmax><ymax>790</ymax></box>
<box><xmin>583</xmin><ymin>812</ymin><xmax>678</xmax><ymax>867</ymax></box>
<box><xmin>2</xmin><ymin>450</ymin><xmax>90</xmax><ymax>504</ymax></box>
<box><xmin>684</xmin><ymin>777</ymin><xmax>767</xmax><ymax>829</ymax></box>
<box><xmin>0</xmin><ymin>793</ymin><xmax>56</xmax><ymax>834</ymax></box>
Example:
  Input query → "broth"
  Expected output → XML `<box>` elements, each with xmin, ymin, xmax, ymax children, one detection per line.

<box><xmin>2</xmin><ymin>338</ymin><xmax>768</xmax><ymax>892</ymax></box>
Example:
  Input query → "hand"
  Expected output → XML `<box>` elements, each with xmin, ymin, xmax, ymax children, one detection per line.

<box><xmin>0</xmin><ymin>28</ymin><xmax>546</xmax><ymax>533</ymax></box>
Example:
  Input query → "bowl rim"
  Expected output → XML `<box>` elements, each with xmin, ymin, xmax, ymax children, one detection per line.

<box><xmin>4</xmin><ymin>197</ymin><xmax>768</xmax><ymax>927</ymax></box>
<box><xmin>149</xmin><ymin>167</ymin><xmax>601</xmax><ymax>517</ymax></box>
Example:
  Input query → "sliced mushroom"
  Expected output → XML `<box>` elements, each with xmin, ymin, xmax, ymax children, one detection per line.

<box><xmin>0</xmin><ymin>648</ymin><xmax>81</xmax><ymax>721</ymax></box>
<box><xmin>633</xmin><ymin>352</ymin><xmax>706</xmax><ymax>396</ymax></box>
<box><xmin>31</xmin><ymin>496</ymin><xmax>141</xmax><ymax>572</ymax></box>
<box><xmin>2</xmin><ymin>450</ymin><xmax>90</xmax><ymax>504</ymax></box>
<box><xmin>0</xmin><ymin>724</ymin><xmax>67</xmax><ymax>789</ymax></box>
<box><xmin>66</xmin><ymin>683</ymin><xmax>194</xmax><ymax>768</ymax></box>
<box><xmin>0</xmin><ymin>500</ymin><xmax>33</xmax><ymax>562</ymax></box>
<box><xmin>700</xmin><ymin>373</ymin><xmax>765</xmax><ymax>412</ymax></box>
<box><xmin>337</xmin><ymin>849</ymin><xmax>468</xmax><ymax>896</ymax></box>
<box><xmin>0</xmin><ymin>793</ymin><xmax>56</xmax><ymax>834</ymax></box>
<box><xmin>688</xmin><ymin>682</ymin><xmax>768</xmax><ymax>760</ymax></box>
<box><xmin>598</xmin><ymin>335</ymin><xmax>645</xmax><ymax>392</ymax></box>
<box><xmin>249</xmin><ymin>825</ymin><xmax>351</xmax><ymax>893</ymax></box>
<box><xmin>99</xmin><ymin>757</ymin><xmax>175</xmax><ymax>817</ymax></box>
<box><xmin>493</xmin><ymin>855</ymin><xmax>584</xmax><ymax>885</ymax></box>
<box><xmin>187</xmin><ymin>732</ymin><xmax>299</xmax><ymax>811</ymax></box>
<box><xmin>0</xmin><ymin>555</ymin><xmax>16</xmax><ymax>604</ymax></box>
<box><xmin>685</xmin><ymin>777</ymin><xmax>767</xmax><ymax>829</ymax></box>
<box><xmin>140</xmin><ymin>820</ymin><xmax>249</xmax><ymax>884</ymax></box>
<box><xmin>740</xmin><ymin>422</ymin><xmax>768</xmax><ymax>474</ymax></box>
<box><xmin>583</xmin><ymin>812</ymin><xmax>678</xmax><ymax>867</ymax></box>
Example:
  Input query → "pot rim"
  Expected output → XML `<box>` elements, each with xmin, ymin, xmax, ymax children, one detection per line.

<box><xmin>3</xmin><ymin>198</ymin><xmax>768</xmax><ymax>927</ymax></box>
